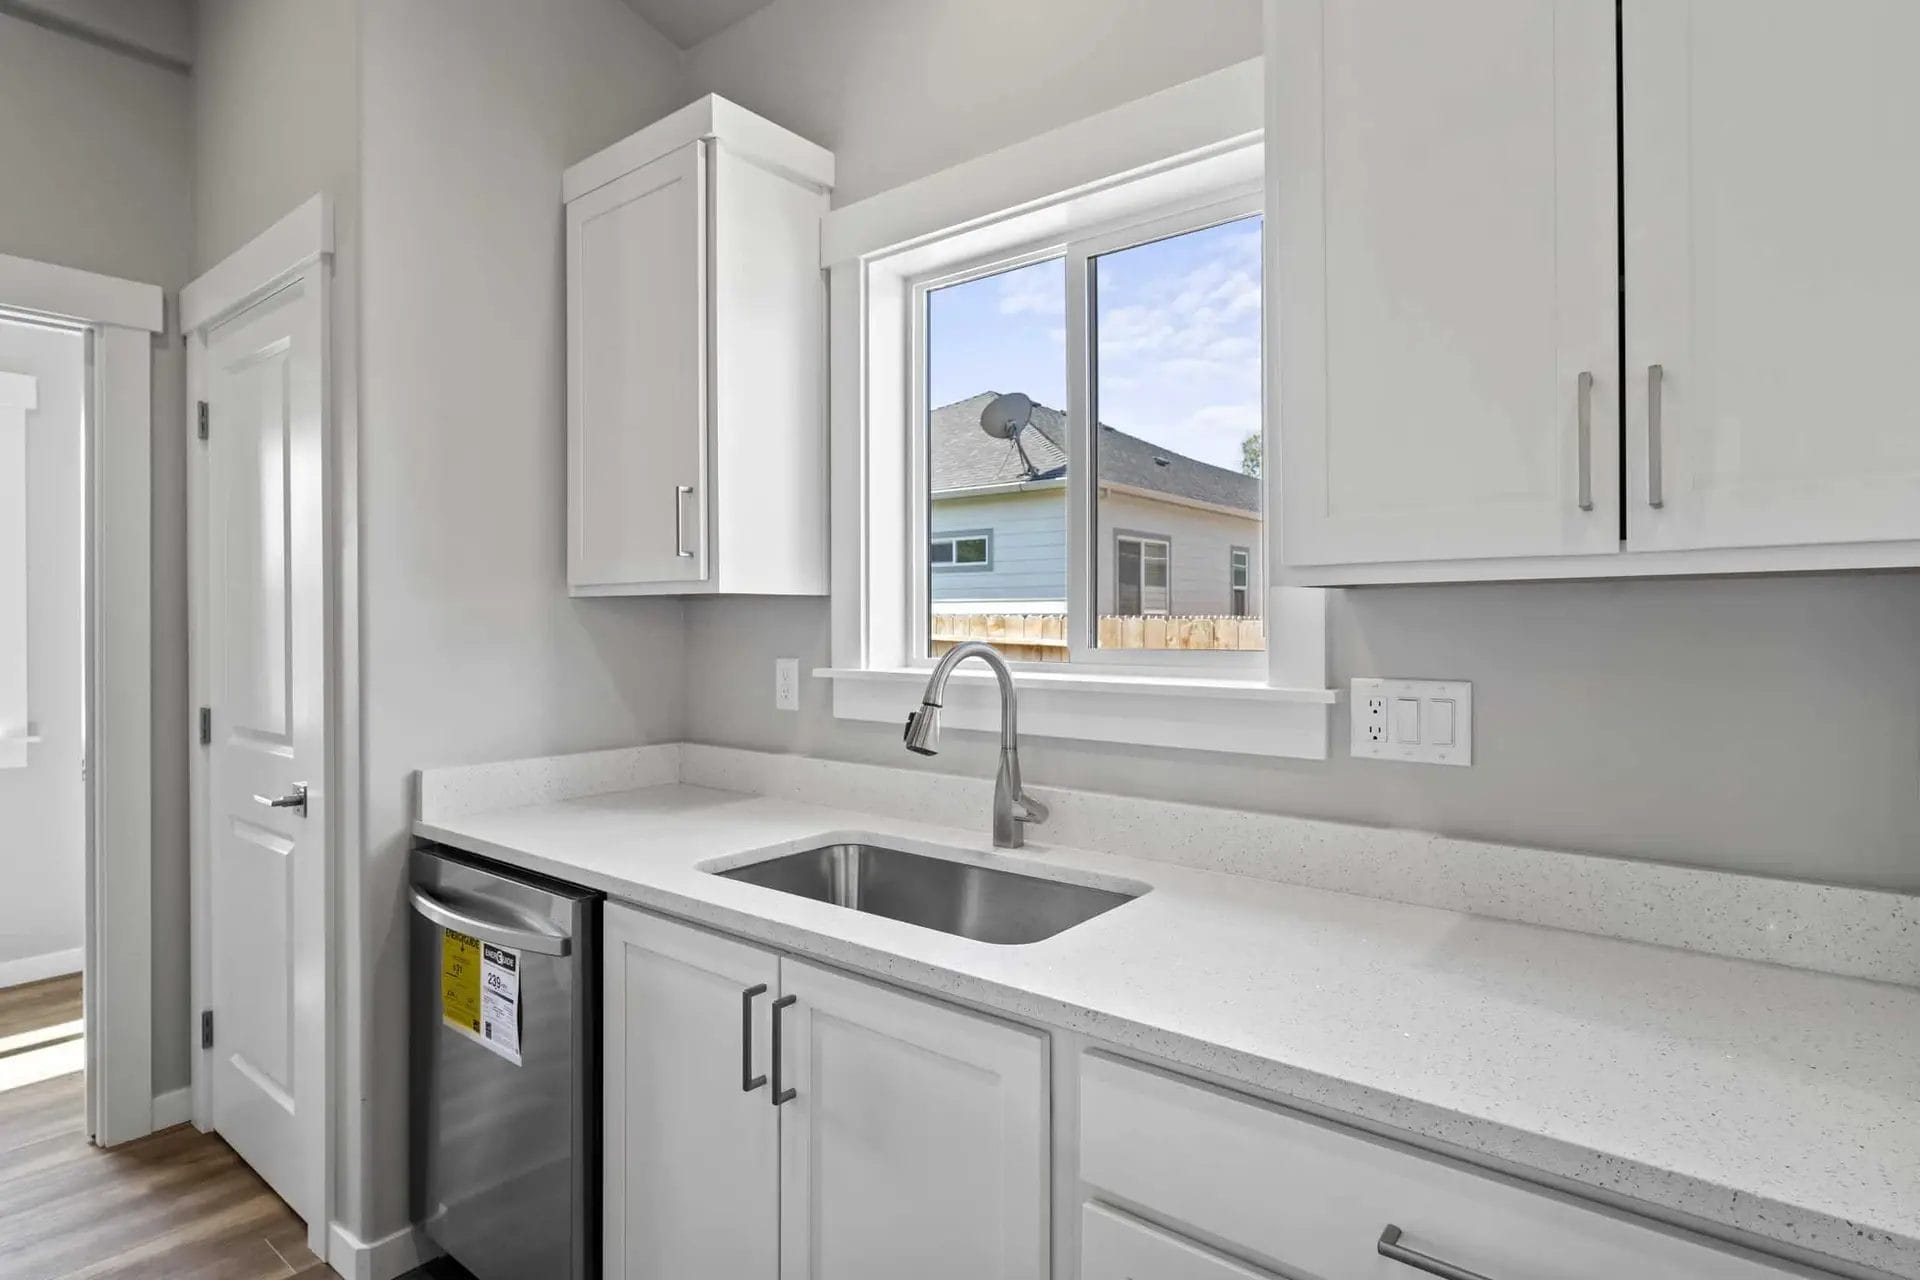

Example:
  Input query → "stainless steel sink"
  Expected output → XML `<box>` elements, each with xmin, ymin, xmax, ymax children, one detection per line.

<box><xmin>715</xmin><ymin>842</ymin><xmax>1140</xmax><ymax>944</ymax></box>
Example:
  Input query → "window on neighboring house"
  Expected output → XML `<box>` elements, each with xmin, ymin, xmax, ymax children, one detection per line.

<box><xmin>916</xmin><ymin>200</ymin><xmax>1263</xmax><ymax>669</ymax></box>
<box><xmin>1115</xmin><ymin>534</ymin><xmax>1172</xmax><ymax>617</ymax></box>
<box><xmin>930</xmin><ymin>532</ymin><xmax>992</xmax><ymax>569</ymax></box>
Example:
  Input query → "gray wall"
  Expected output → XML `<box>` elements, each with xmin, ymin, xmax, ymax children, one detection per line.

<box><xmin>353</xmin><ymin>0</ymin><xmax>689</xmax><ymax>1240</ymax></box>
<box><xmin>683</xmin><ymin>0</ymin><xmax>1920</xmax><ymax>894</ymax></box>
<box><xmin>0</xmin><ymin>10</ymin><xmax>194</xmax><ymax>1092</ymax></box>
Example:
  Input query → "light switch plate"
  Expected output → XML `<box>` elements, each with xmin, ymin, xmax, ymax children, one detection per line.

<box><xmin>1349</xmin><ymin>677</ymin><xmax>1471</xmax><ymax>766</ymax></box>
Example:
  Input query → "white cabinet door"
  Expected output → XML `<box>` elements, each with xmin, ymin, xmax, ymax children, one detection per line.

<box><xmin>603</xmin><ymin>906</ymin><xmax>779</xmax><ymax>1280</ymax></box>
<box><xmin>776</xmin><ymin>959</ymin><xmax>1049</xmax><ymax>1280</ymax></box>
<box><xmin>1271</xmin><ymin>0</ymin><xmax>1619</xmax><ymax>568</ymax></box>
<box><xmin>567</xmin><ymin>141</ymin><xmax>708</xmax><ymax>589</ymax></box>
<box><xmin>1624</xmin><ymin>0</ymin><xmax>1920</xmax><ymax>552</ymax></box>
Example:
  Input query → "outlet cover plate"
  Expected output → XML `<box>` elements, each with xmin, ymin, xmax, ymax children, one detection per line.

<box><xmin>774</xmin><ymin>658</ymin><xmax>800</xmax><ymax>711</ymax></box>
<box><xmin>1349</xmin><ymin>677</ymin><xmax>1471</xmax><ymax>766</ymax></box>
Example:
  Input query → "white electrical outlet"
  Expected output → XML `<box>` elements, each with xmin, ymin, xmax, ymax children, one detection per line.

<box><xmin>774</xmin><ymin>658</ymin><xmax>800</xmax><ymax>711</ymax></box>
<box><xmin>1349</xmin><ymin>677</ymin><xmax>1471</xmax><ymax>766</ymax></box>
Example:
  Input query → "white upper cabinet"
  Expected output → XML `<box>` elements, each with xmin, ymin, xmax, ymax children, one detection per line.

<box><xmin>1623</xmin><ymin>0</ymin><xmax>1920</xmax><ymax>553</ymax></box>
<box><xmin>565</xmin><ymin>96</ymin><xmax>833</xmax><ymax>596</ymax></box>
<box><xmin>1270</xmin><ymin>0</ymin><xmax>1620</xmax><ymax>570</ymax></box>
<box><xmin>1273</xmin><ymin>0</ymin><xmax>1920</xmax><ymax>583</ymax></box>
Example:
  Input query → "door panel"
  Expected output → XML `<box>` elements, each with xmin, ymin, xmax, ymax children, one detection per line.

<box><xmin>203</xmin><ymin>273</ymin><xmax>326</xmax><ymax>1227</ymax></box>
<box><xmin>777</xmin><ymin>959</ymin><xmax>1048</xmax><ymax>1280</ymax></box>
<box><xmin>568</xmin><ymin>142</ymin><xmax>708</xmax><ymax>588</ymax></box>
<box><xmin>1625</xmin><ymin>0</ymin><xmax>1920</xmax><ymax>550</ymax></box>
<box><xmin>603</xmin><ymin>906</ymin><xmax>779</xmax><ymax>1280</ymax></box>
<box><xmin>1273</xmin><ymin>0</ymin><xmax>1619</xmax><ymax>567</ymax></box>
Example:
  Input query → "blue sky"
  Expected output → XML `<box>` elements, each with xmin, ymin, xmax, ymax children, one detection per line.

<box><xmin>926</xmin><ymin>215</ymin><xmax>1262</xmax><ymax>472</ymax></box>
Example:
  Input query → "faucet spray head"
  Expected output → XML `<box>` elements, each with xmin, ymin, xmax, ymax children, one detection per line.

<box><xmin>903</xmin><ymin>703</ymin><xmax>941</xmax><ymax>755</ymax></box>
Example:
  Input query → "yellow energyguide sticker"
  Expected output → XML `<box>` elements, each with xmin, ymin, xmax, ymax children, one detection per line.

<box><xmin>441</xmin><ymin>927</ymin><xmax>482</xmax><ymax>1035</ymax></box>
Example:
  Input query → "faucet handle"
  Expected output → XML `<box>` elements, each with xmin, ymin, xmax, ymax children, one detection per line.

<box><xmin>1014</xmin><ymin>791</ymin><xmax>1050</xmax><ymax>827</ymax></box>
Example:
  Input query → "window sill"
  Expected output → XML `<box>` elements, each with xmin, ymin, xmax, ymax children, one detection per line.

<box><xmin>814</xmin><ymin>667</ymin><xmax>1336</xmax><ymax>759</ymax></box>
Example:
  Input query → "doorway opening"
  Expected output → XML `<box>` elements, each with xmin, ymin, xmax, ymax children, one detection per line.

<box><xmin>0</xmin><ymin>315</ymin><xmax>88</xmax><ymax>1105</ymax></box>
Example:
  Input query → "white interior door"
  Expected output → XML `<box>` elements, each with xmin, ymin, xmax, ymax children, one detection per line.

<box><xmin>0</xmin><ymin>321</ymin><xmax>85</xmax><ymax>989</ymax></box>
<box><xmin>200</xmin><ymin>273</ymin><xmax>327</xmax><ymax>1227</ymax></box>
<box><xmin>1271</xmin><ymin>0</ymin><xmax>1619</xmax><ymax>568</ymax></box>
<box><xmin>567</xmin><ymin>141</ymin><xmax>709</xmax><ymax>589</ymax></box>
<box><xmin>1624</xmin><ymin>0</ymin><xmax>1920</xmax><ymax>551</ymax></box>
<box><xmin>777</xmin><ymin>959</ymin><xmax>1049</xmax><ymax>1280</ymax></box>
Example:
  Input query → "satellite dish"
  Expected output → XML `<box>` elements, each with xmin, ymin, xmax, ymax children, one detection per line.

<box><xmin>979</xmin><ymin>392</ymin><xmax>1033</xmax><ymax>440</ymax></box>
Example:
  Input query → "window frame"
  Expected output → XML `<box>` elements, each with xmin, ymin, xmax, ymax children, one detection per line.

<box><xmin>906</xmin><ymin>190</ymin><xmax>1265</xmax><ymax>677</ymax></box>
<box><xmin>816</xmin><ymin>60</ymin><xmax>1335</xmax><ymax>761</ymax></box>
<box><xmin>929</xmin><ymin>529</ymin><xmax>994</xmax><ymax>573</ymax></box>
<box><xmin>1229</xmin><ymin>545</ymin><xmax>1252</xmax><ymax>618</ymax></box>
<box><xmin>1113</xmin><ymin>531</ymin><xmax>1174</xmax><ymax>617</ymax></box>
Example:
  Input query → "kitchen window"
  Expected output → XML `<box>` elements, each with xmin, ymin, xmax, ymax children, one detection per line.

<box><xmin>817</xmin><ymin>64</ymin><xmax>1334</xmax><ymax>759</ymax></box>
<box><xmin>913</xmin><ymin>200</ymin><xmax>1265</xmax><ymax>671</ymax></box>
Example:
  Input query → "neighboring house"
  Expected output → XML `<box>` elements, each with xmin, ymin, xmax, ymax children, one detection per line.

<box><xmin>929</xmin><ymin>392</ymin><xmax>1262</xmax><ymax>617</ymax></box>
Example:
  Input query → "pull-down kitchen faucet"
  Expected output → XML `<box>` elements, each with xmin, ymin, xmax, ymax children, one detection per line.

<box><xmin>902</xmin><ymin>642</ymin><xmax>1051</xmax><ymax>848</ymax></box>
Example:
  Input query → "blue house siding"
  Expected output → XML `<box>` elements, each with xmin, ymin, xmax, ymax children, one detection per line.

<box><xmin>930</xmin><ymin>490</ymin><xmax>1066</xmax><ymax>607</ymax></box>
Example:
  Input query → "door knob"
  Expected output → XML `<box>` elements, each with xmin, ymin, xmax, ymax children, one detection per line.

<box><xmin>252</xmin><ymin>783</ymin><xmax>309</xmax><ymax>818</ymax></box>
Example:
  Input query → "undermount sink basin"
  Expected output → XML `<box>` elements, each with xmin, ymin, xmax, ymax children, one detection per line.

<box><xmin>714</xmin><ymin>842</ymin><xmax>1141</xmax><ymax>944</ymax></box>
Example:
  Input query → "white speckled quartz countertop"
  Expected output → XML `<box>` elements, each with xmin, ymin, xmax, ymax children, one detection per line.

<box><xmin>413</xmin><ymin>768</ymin><xmax>1920</xmax><ymax>1279</ymax></box>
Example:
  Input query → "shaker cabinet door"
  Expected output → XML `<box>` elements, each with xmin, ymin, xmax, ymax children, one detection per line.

<box><xmin>1624</xmin><ymin>0</ymin><xmax>1920</xmax><ymax>552</ymax></box>
<box><xmin>603</xmin><ymin>905</ymin><xmax>779</xmax><ymax>1279</ymax></box>
<box><xmin>567</xmin><ymin>141</ymin><xmax>709</xmax><ymax>589</ymax></box>
<box><xmin>1271</xmin><ymin>0</ymin><xmax>1619</xmax><ymax>569</ymax></box>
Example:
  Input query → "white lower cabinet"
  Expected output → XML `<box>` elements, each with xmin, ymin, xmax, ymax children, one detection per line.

<box><xmin>602</xmin><ymin>905</ymin><xmax>1049</xmax><ymax>1280</ymax></box>
<box><xmin>1077</xmin><ymin>1052</ymin><xmax>1809</xmax><ymax>1280</ymax></box>
<box><xmin>1080</xmin><ymin>1203</ymin><xmax>1280</xmax><ymax>1280</ymax></box>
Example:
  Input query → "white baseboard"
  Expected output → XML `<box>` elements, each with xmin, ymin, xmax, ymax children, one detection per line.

<box><xmin>328</xmin><ymin>1220</ymin><xmax>439</xmax><ymax>1280</ymax></box>
<box><xmin>150</xmin><ymin>1086</ymin><xmax>191</xmax><ymax>1130</ymax></box>
<box><xmin>0</xmin><ymin>947</ymin><xmax>82</xmax><ymax>989</ymax></box>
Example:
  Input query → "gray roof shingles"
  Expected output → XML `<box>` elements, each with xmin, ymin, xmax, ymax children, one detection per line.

<box><xmin>929</xmin><ymin>392</ymin><xmax>1260</xmax><ymax>515</ymax></box>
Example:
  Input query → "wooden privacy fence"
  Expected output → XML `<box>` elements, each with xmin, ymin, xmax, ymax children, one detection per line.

<box><xmin>931</xmin><ymin>613</ymin><xmax>1265</xmax><ymax>661</ymax></box>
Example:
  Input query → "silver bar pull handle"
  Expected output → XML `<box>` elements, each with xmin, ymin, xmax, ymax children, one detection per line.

<box><xmin>1647</xmin><ymin>363</ymin><xmax>1665</xmax><ymax>509</ymax></box>
<box><xmin>407</xmin><ymin>886</ymin><xmax>571</xmax><ymax>957</ymax></box>
<box><xmin>1576</xmin><ymin>371</ymin><xmax>1594</xmax><ymax>512</ymax></box>
<box><xmin>674</xmin><ymin>484</ymin><xmax>695</xmax><ymax>557</ymax></box>
<box><xmin>1378</xmin><ymin>1226</ymin><xmax>1497</xmax><ymax>1280</ymax></box>
<box><xmin>252</xmin><ymin>782</ymin><xmax>308</xmax><ymax>817</ymax></box>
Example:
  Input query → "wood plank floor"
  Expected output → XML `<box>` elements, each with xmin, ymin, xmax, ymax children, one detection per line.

<box><xmin>0</xmin><ymin>976</ymin><xmax>336</xmax><ymax>1280</ymax></box>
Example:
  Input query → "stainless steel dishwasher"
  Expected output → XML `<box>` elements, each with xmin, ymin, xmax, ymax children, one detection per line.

<box><xmin>410</xmin><ymin>844</ymin><xmax>602</xmax><ymax>1280</ymax></box>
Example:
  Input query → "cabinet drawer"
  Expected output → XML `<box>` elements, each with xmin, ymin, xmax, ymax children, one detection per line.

<box><xmin>1078</xmin><ymin>1053</ymin><xmax>1808</xmax><ymax>1280</ymax></box>
<box><xmin>1081</xmin><ymin>1202</ymin><xmax>1279</xmax><ymax>1280</ymax></box>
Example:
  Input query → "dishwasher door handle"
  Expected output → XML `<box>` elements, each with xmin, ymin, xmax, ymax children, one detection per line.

<box><xmin>409</xmin><ymin>886</ymin><xmax>572</xmax><ymax>956</ymax></box>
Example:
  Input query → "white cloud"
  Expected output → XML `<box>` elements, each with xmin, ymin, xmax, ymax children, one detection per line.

<box><xmin>998</xmin><ymin>269</ymin><xmax>1065</xmax><ymax>318</ymax></box>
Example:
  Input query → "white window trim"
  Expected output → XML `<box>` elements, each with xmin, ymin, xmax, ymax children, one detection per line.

<box><xmin>819</xmin><ymin>58</ymin><xmax>1334</xmax><ymax>760</ymax></box>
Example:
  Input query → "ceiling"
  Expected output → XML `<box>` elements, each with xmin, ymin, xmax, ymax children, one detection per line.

<box><xmin>620</xmin><ymin>0</ymin><xmax>778</xmax><ymax>50</ymax></box>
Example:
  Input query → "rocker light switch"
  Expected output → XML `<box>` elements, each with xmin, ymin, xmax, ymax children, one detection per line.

<box><xmin>1350</xmin><ymin>678</ymin><xmax>1472</xmax><ymax>766</ymax></box>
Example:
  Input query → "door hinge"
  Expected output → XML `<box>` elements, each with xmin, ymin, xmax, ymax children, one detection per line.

<box><xmin>198</xmin><ymin>706</ymin><xmax>211</xmax><ymax>745</ymax></box>
<box><xmin>197</xmin><ymin>400</ymin><xmax>208</xmax><ymax>441</ymax></box>
<box><xmin>200</xmin><ymin>1010</ymin><xmax>213</xmax><ymax>1050</ymax></box>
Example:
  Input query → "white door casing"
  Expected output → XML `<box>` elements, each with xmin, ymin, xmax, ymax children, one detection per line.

<box><xmin>184</xmin><ymin>196</ymin><xmax>333</xmax><ymax>1251</ymax></box>
<box><xmin>1271</xmin><ymin>0</ymin><xmax>1619</xmax><ymax>568</ymax></box>
<box><xmin>0</xmin><ymin>251</ymin><xmax>159</xmax><ymax>1150</ymax></box>
<box><xmin>777</xmin><ymin>957</ymin><xmax>1049</xmax><ymax>1280</ymax></box>
<box><xmin>1623</xmin><ymin>0</ymin><xmax>1920</xmax><ymax>551</ymax></box>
